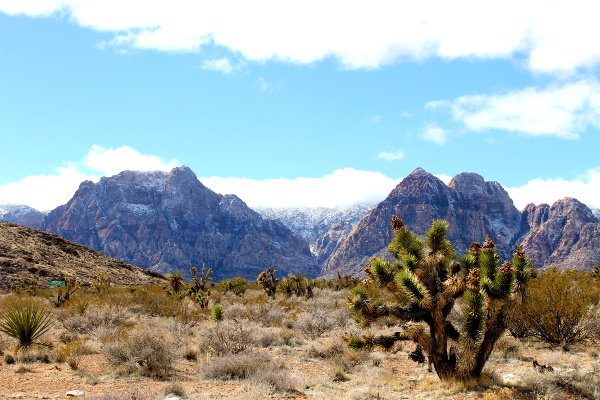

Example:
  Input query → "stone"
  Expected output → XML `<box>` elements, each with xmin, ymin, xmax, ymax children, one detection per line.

<box><xmin>65</xmin><ymin>390</ymin><xmax>85</xmax><ymax>397</ymax></box>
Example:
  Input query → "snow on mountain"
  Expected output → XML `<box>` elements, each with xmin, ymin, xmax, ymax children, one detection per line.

<box><xmin>0</xmin><ymin>204</ymin><xmax>47</xmax><ymax>229</ymax></box>
<box><xmin>253</xmin><ymin>204</ymin><xmax>374</xmax><ymax>251</ymax></box>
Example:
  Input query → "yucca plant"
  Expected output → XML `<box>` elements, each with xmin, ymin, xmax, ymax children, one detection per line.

<box><xmin>0</xmin><ymin>305</ymin><xmax>54</xmax><ymax>350</ymax></box>
<box><xmin>347</xmin><ymin>216</ymin><xmax>532</xmax><ymax>382</ymax></box>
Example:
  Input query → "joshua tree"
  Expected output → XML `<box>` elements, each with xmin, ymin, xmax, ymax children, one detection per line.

<box><xmin>189</xmin><ymin>263</ymin><xmax>212</xmax><ymax>294</ymax></box>
<box><xmin>167</xmin><ymin>271</ymin><xmax>184</xmax><ymax>294</ymax></box>
<box><xmin>347</xmin><ymin>216</ymin><xmax>532</xmax><ymax>382</ymax></box>
<box><xmin>256</xmin><ymin>266</ymin><xmax>279</xmax><ymax>297</ymax></box>
<box><xmin>53</xmin><ymin>277</ymin><xmax>78</xmax><ymax>307</ymax></box>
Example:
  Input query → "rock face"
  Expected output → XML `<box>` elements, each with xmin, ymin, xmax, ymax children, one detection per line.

<box><xmin>42</xmin><ymin>167</ymin><xmax>318</xmax><ymax>280</ymax></box>
<box><xmin>322</xmin><ymin>168</ymin><xmax>523</xmax><ymax>276</ymax></box>
<box><xmin>518</xmin><ymin>198</ymin><xmax>600</xmax><ymax>269</ymax></box>
<box><xmin>312</xmin><ymin>220</ymin><xmax>353</xmax><ymax>265</ymax></box>
<box><xmin>0</xmin><ymin>204</ymin><xmax>46</xmax><ymax>229</ymax></box>
<box><xmin>0</xmin><ymin>221</ymin><xmax>165</xmax><ymax>290</ymax></box>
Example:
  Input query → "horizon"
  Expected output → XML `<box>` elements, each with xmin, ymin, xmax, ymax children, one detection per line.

<box><xmin>1</xmin><ymin>2</ymin><xmax>599</xmax><ymax>211</ymax></box>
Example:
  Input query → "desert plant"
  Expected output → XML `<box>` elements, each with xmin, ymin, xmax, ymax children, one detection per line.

<box><xmin>167</xmin><ymin>271</ymin><xmax>184</xmax><ymax>294</ymax></box>
<box><xmin>195</xmin><ymin>289</ymin><xmax>211</xmax><ymax>309</ymax></box>
<box><xmin>212</xmin><ymin>304</ymin><xmax>224</xmax><ymax>322</ymax></box>
<box><xmin>198</xmin><ymin>320</ymin><xmax>254</xmax><ymax>355</ymax></box>
<box><xmin>0</xmin><ymin>304</ymin><xmax>53</xmax><ymax>350</ymax></box>
<box><xmin>220</xmin><ymin>277</ymin><xmax>248</xmax><ymax>296</ymax></box>
<box><xmin>104</xmin><ymin>328</ymin><xmax>177</xmax><ymax>378</ymax></box>
<box><xmin>346</xmin><ymin>216</ymin><xmax>532</xmax><ymax>382</ymax></box>
<box><xmin>53</xmin><ymin>277</ymin><xmax>78</xmax><ymax>307</ymax></box>
<box><xmin>256</xmin><ymin>266</ymin><xmax>279</xmax><ymax>297</ymax></box>
<box><xmin>189</xmin><ymin>263</ymin><xmax>212</xmax><ymax>294</ymax></box>
<box><xmin>203</xmin><ymin>351</ymin><xmax>271</xmax><ymax>380</ymax></box>
<box><xmin>517</xmin><ymin>267</ymin><xmax>600</xmax><ymax>350</ymax></box>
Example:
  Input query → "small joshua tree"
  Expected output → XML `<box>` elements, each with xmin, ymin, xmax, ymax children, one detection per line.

<box><xmin>190</xmin><ymin>263</ymin><xmax>212</xmax><ymax>294</ymax></box>
<box><xmin>256</xmin><ymin>266</ymin><xmax>279</xmax><ymax>297</ymax></box>
<box><xmin>167</xmin><ymin>271</ymin><xmax>184</xmax><ymax>294</ymax></box>
<box><xmin>347</xmin><ymin>216</ymin><xmax>532</xmax><ymax>382</ymax></box>
<box><xmin>53</xmin><ymin>277</ymin><xmax>78</xmax><ymax>307</ymax></box>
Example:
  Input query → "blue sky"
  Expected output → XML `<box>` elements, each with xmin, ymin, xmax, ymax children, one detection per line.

<box><xmin>1</xmin><ymin>1</ymin><xmax>599</xmax><ymax>211</ymax></box>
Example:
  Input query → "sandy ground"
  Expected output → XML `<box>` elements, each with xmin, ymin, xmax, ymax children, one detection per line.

<box><xmin>1</xmin><ymin>341</ymin><xmax>597</xmax><ymax>400</ymax></box>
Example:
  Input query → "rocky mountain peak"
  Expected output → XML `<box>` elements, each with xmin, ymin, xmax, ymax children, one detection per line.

<box><xmin>43</xmin><ymin>167</ymin><xmax>318</xmax><ymax>280</ymax></box>
<box><xmin>322</xmin><ymin>169</ymin><xmax>522</xmax><ymax>276</ymax></box>
<box><xmin>519</xmin><ymin>197</ymin><xmax>600</xmax><ymax>269</ymax></box>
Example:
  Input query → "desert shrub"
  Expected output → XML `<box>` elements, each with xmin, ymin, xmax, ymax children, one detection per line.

<box><xmin>219</xmin><ymin>277</ymin><xmax>248</xmax><ymax>296</ymax></box>
<box><xmin>203</xmin><ymin>351</ymin><xmax>271</xmax><ymax>380</ymax></box>
<box><xmin>518</xmin><ymin>268</ymin><xmax>600</xmax><ymax>350</ymax></box>
<box><xmin>307</xmin><ymin>340</ymin><xmax>346</xmax><ymax>359</ymax></box>
<box><xmin>57</xmin><ymin>304</ymin><xmax>128</xmax><ymax>335</ymax></box>
<box><xmin>493</xmin><ymin>335</ymin><xmax>521</xmax><ymax>359</ymax></box>
<box><xmin>57</xmin><ymin>339</ymin><xmax>94</xmax><ymax>370</ymax></box>
<box><xmin>104</xmin><ymin>327</ymin><xmax>177</xmax><ymax>378</ymax></box>
<box><xmin>245</xmin><ymin>302</ymin><xmax>288</xmax><ymax>327</ymax></box>
<box><xmin>0</xmin><ymin>304</ymin><xmax>53</xmax><ymax>350</ymax></box>
<box><xmin>163</xmin><ymin>382</ymin><xmax>186</xmax><ymax>398</ymax></box>
<box><xmin>197</xmin><ymin>320</ymin><xmax>255</xmax><ymax>355</ymax></box>
<box><xmin>249</xmin><ymin>361</ymin><xmax>298</xmax><ymax>394</ymax></box>
<box><xmin>295</xmin><ymin>311</ymin><xmax>337</xmax><ymax>339</ymax></box>
<box><xmin>13</xmin><ymin>346</ymin><xmax>56</xmax><ymax>364</ymax></box>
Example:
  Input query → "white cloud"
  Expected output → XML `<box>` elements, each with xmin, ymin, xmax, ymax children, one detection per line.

<box><xmin>2</xmin><ymin>1</ymin><xmax>600</xmax><ymax>73</ymax></box>
<box><xmin>420</xmin><ymin>124</ymin><xmax>447</xmax><ymax>145</ymax></box>
<box><xmin>200</xmin><ymin>58</ymin><xmax>239</xmax><ymax>74</ymax></box>
<box><xmin>505</xmin><ymin>168</ymin><xmax>600</xmax><ymax>210</ymax></box>
<box><xmin>377</xmin><ymin>150</ymin><xmax>404</xmax><ymax>161</ymax></box>
<box><xmin>201</xmin><ymin>168</ymin><xmax>400</xmax><ymax>208</ymax></box>
<box><xmin>429</xmin><ymin>79</ymin><xmax>600</xmax><ymax>138</ymax></box>
<box><xmin>0</xmin><ymin>146</ymin><xmax>179</xmax><ymax>211</ymax></box>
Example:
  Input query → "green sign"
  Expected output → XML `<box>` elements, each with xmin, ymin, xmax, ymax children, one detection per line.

<box><xmin>50</xmin><ymin>281</ymin><xmax>66</xmax><ymax>287</ymax></box>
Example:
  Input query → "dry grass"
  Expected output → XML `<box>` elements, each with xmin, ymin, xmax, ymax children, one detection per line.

<box><xmin>0</xmin><ymin>282</ymin><xmax>599</xmax><ymax>400</ymax></box>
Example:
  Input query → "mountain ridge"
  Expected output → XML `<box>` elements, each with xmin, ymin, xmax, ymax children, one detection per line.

<box><xmin>2</xmin><ymin>166</ymin><xmax>599</xmax><ymax>279</ymax></box>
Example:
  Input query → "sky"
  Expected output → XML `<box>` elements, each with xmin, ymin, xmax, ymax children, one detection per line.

<box><xmin>1</xmin><ymin>1</ymin><xmax>599</xmax><ymax>212</ymax></box>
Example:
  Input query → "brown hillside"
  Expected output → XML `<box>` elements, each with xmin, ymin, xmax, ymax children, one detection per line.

<box><xmin>0</xmin><ymin>222</ymin><xmax>165</xmax><ymax>289</ymax></box>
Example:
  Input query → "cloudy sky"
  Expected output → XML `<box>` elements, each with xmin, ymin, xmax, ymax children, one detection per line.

<box><xmin>1</xmin><ymin>1</ymin><xmax>599</xmax><ymax>211</ymax></box>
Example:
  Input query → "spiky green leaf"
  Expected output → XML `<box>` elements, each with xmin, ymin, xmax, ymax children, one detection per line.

<box><xmin>462</xmin><ymin>289</ymin><xmax>486</xmax><ymax>342</ymax></box>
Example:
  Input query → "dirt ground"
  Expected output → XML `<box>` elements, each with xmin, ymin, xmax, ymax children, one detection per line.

<box><xmin>1</xmin><ymin>340</ymin><xmax>598</xmax><ymax>400</ymax></box>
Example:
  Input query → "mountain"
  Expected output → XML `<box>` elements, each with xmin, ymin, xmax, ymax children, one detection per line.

<box><xmin>253</xmin><ymin>204</ymin><xmax>373</xmax><ymax>250</ymax></box>
<box><xmin>312</xmin><ymin>220</ymin><xmax>354</xmax><ymax>265</ymax></box>
<box><xmin>0</xmin><ymin>222</ymin><xmax>165</xmax><ymax>290</ymax></box>
<box><xmin>0</xmin><ymin>204</ymin><xmax>46</xmax><ymax>229</ymax></box>
<box><xmin>323</xmin><ymin>168</ymin><xmax>550</xmax><ymax>277</ymax></box>
<box><xmin>289</xmin><ymin>170</ymin><xmax>599</xmax><ymax>276</ymax></box>
<box><xmin>42</xmin><ymin>166</ymin><xmax>318</xmax><ymax>280</ymax></box>
<box><xmin>518</xmin><ymin>198</ymin><xmax>600</xmax><ymax>269</ymax></box>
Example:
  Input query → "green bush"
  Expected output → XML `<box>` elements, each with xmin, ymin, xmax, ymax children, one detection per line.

<box><xmin>517</xmin><ymin>267</ymin><xmax>600</xmax><ymax>350</ymax></box>
<box><xmin>0</xmin><ymin>304</ymin><xmax>53</xmax><ymax>350</ymax></box>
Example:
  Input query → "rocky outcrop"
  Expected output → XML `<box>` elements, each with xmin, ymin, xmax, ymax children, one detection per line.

<box><xmin>0</xmin><ymin>221</ymin><xmax>164</xmax><ymax>290</ymax></box>
<box><xmin>322</xmin><ymin>168</ymin><xmax>522</xmax><ymax>276</ymax></box>
<box><xmin>43</xmin><ymin>167</ymin><xmax>318</xmax><ymax>280</ymax></box>
<box><xmin>519</xmin><ymin>198</ymin><xmax>600</xmax><ymax>269</ymax></box>
<box><xmin>0</xmin><ymin>204</ymin><xmax>46</xmax><ymax>229</ymax></box>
